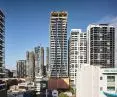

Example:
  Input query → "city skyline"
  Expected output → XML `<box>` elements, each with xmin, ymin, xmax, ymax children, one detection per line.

<box><xmin>0</xmin><ymin>0</ymin><xmax>117</xmax><ymax>69</ymax></box>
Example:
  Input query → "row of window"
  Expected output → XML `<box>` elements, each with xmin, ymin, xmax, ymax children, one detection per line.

<box><xmin>100</xmin><ymin>76</ymin><xmax>115</xmax><ymax>91</ymax></box>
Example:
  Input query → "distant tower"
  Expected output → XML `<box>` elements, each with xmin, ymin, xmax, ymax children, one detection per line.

<box><xmin>40</xmin><ymin>47</ymin><xmax>44</xmax><ymax>76</ymax></box>
<box><xmin>0</xmin><ymin>10</ymin><xmax>5</xmax><ymax>78</ymax></box>
<box><xmin>87</xmin><ymin>24</ymin><xmax>115</xmax><ymax>67</ymax></box>
<box><xmin>17</xmin><ymin>60</ymin><xmax>26</xmax><ymax>78</ymax></box>
<box><xmin>34</xmin><ymin>46</ymin><xmax>44</xmax><ymax>76</ymax></box>
<box><xmin>69</xmin><ymin>29</ymin><xmax>87</xmax><ymax>88</ymax></box>
<box><xmin>26</xmin><ymin>51</ymin><xmax>29</xmax><ymax>76</ymax></box>
<box><xmin>34</xmin><ymin>46</ymin><xmax>40</xmax><ymax>54</ymax></box>
<box><xmin>34</xmin><ymin>46</ymin><xmax>40</xmax><ymax>76</ymax></box>
<box><xmin>49</xmin><ymin>11</ymin><xmax>68</xmax><ymax>77</ymax></box>
<box><xmin>46</xmin><ymin>47</ymin><xmax>49</xmax><ymax>73</ymax></box>
<box><xmin>26</xmin><ymin>51</ymin><xmax>35</xmax><ymax>80</ymax></box>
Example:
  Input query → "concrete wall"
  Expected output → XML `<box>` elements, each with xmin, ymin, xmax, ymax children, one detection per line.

<box><xmin>76</xmin><ymin>65</ymin><xmax>100</xmax><ymax>97</ymax></box>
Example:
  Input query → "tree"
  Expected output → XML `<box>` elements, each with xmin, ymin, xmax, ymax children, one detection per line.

<box><xmin>59</xmin><ymin>92</ymin><xmax>69</xmax><ymax>97</ymax></box>
<box><xmin>69</xmin><ymin>86</ymin><xmax>75</xmax><ymax>94</ymax></box>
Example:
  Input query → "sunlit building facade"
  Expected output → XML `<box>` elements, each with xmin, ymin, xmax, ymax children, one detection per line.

<box><xmin>69</xmin><ymin>29</ymin><xmax>87</xmax><ymax>87</ymax></box>
<box><xmin>49</xmin><ymin>11</ymin><xmax>68</xmax><ymax>77</ymax></box>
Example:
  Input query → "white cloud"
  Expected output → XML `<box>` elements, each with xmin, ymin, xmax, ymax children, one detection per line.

<box><xmin>97</xmin><ymin>16</ymin><xmax>114</xmax><ymax>23</ymax></box>
<box><xmin>96</xmin><ymin>16</ymin><xmax>117</xmax><ymax>27</ymax></box>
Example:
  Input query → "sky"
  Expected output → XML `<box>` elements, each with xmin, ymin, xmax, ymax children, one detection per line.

<box><xmin>0</xmin><ymin>0</ymin><xmax>117</xmax><ymax>69</ymax></box>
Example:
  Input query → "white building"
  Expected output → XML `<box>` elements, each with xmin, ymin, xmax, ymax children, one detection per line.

<box><xmin>35</xmin><ymin>76</ymin><xmax>48</xmax><ymax>95</ymax></box>
<box><xmin>76</xmin><ymin>65</ymin><xmax>117</xmax><ymax>97</ymax></box>
<box><xmin>69</xmin><ymin>29</ymin><xmax>87</xmax><ymax>88</ymax></box>
<box><xmin>35</xmin><ymin>76</ymin><xmax>43</xmax><ymax>94</ymax></box>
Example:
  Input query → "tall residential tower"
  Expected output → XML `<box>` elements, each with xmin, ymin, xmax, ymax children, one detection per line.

<box><xmin>69</xmin><ymin>29</ymin><xmax>87</xmax><ymax>87</ymax></box>
<box><xmin>0</xmin><ymin>10</ymin><xmax>5</xmax><ymax>78</ymax></box>
<box><xmin>34</xmin><ymin>46</ymin><xmax>40</xmax><ymax>76</ymax></box>
<box><xmin>34</xmin><ymin>46</ymin><xmax>44</xmax><ymax>76</ymax></box>
<box><xmin>87</xmin><ymin>24</ymin><xmax>115</xmax><ymax>68</ymax></box>
<box><xmin>49</xmin><ymin>11</ymin><xmax>68</xmax><ymax>77</ymax></box>
<box><xmin>40</xmin><ymin>47</ymin><xmax>44</xmax><ymax>76</ymax></box>
<box><xmin>26</xmin><ymin>51</ymin><xmax>35</xmax><ymax>80</ymax></box>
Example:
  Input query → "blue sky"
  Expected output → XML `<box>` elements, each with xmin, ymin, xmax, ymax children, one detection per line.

<box><xmin>0</xmin><ymin>0</ymin><xmax>117</xmax><ymax>69</ymax></box>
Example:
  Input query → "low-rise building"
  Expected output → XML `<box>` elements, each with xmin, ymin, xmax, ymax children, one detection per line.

<box><xmin>35</xmin><ymin>76</ymin><xmax>48</xmax><ymax>95</ymax></box>
<box><xmin>35</xmin><ymin>76</ymin><xmax>42</xmax><ymax>94</ymax></box>
<box><xmin>76</xmin><ymin>65</ymin><xmax>117</xmax><ymax>97</ymax></box>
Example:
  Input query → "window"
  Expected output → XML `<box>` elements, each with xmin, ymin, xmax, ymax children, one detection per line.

<box><xmin>75</xmin><ymin>64</ymin><xmax>77</xmax><ymax>68</ymax></box>
<box><xmin>107</xmin><ymin>42</ymin><xmax>110</xmax><ymax>45</ymax></box>
<box><xmin>100</xmin><ymin>76</ymin><xmax>103</xmax><ymax>80</ymax></box>
<box><xmin>100</xmin><ymin>87</ymin><xmax>103</xmax><ymax>91</ymax></box>
<box><xmin>107</xmin><ymin>60</ymin><xmax>110</xmax><ymax>64</ymax></box>
<box><xmin>100</xmin><ymin>49</ymin><xmax>102</xmax><ymax>52</ymax></box>
<box><xmin>107</xmin><ymin>87</ymin><xmax>115</xmax><ymax>91</ymax></box>
<box><xmin>107</xmin><ymin>76</ymin><xmax>115</xmax><ymax>82</ymax></box>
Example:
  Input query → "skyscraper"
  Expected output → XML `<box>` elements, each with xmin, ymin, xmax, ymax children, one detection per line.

<box><xmin>26</xmin><ymin>51</ymin><xmax>35</xmax><ymax>80</ymax></box>
<box><xmin>46</xmin><ymin>47</ymin><xmax>49</xmax><ymax>72</ymax></box>
<box><xmin>40</xmin><ymin>47</ymin><xmax>44</xmax><ymax>76</ymax></box>
<box><xmin>87</xmin><ymin>24</ymin><xmax>115</xmax><ymax>68</ymax></box>
<box><xmin>69</xmin><ymin>29</ymin><xmax>87</xmax><ymax>87</ymax></box>
<box><xmin>34</xmin><ymin>46</ymin><xmax>40</xmax><ymax>76</ymax></box>
<box><xmin>34</xmin><ymin>46</ymin><xmax>44</xmax><ymax>76</ymax></box>
<box><xmin>17</xmin><ymin>60</ymin><xmax>26</xmax><ymax>78</ymax></box>
<box><xmin>0</xmin><ymin>10</ymin><xmax>5</xmax><ymax>78</ymax></box>
<box><xmin>26</xmin><ymin>51</ymin><xmax>29</xmax><ymax>76</ymax></box>
<box><xmin>49</xmin><ymin>11</ymin><xmax>68</xmax><ymax>77</ymax></box>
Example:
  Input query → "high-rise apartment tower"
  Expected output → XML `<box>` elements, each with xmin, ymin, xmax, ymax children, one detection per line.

<box><xmin>0</xmin><ymin>10</ymin><xmax>5</xmax><ymax>78</ymax></box>
<box><xmin>26</xmin><ymin>51</ymin><xmax>35</xmax><ymax>80</ymax></box>
<box><xmin>34</xmin><ymin>46</ymin><xmax>40</xmax><ymax>76</ymax></box>
<box><xmin>87</xmin><ymin>24</ymin><xmax>115</xmax><ymax>68</ymax></box>
<box><xmin>69</xmin><ymin>29</ymin><xmax>87</xmax><ymax>87</ymax></box>
<box><xmin>34</xmin><ymin>46</ymin><xmax>44</xmax><ymax>76</ymax></box>
<box><xmin>49</xmin><ymin>11</ymin><xmax>68</xmax><ymax>77</ymax></box>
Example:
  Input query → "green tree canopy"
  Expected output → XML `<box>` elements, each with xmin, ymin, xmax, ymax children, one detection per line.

<box><xmin>69</xmin><ymin>87</ymin><xmax>75</xmax><ymax>94</ymax></box>
<box><xmin>59</xmin><ymin>92</ymin><xmax>69</xmax><ymax>97</ymax></box>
